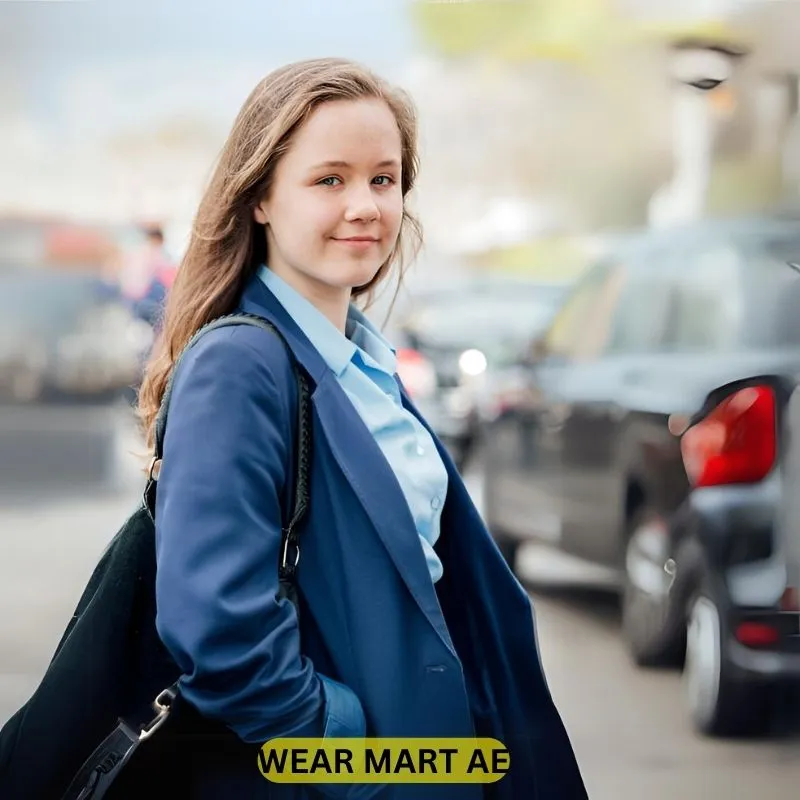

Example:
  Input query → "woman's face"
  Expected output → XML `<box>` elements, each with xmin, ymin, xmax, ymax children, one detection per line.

<box><xmin>255</xmin><ymin>97</ymin><xmax>404</xmax><ymax>308</ymax></box>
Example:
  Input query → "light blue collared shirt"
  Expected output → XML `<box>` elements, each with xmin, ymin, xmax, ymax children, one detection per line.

<box><xmin>258</xmin><ymin>266</ymin><xmax>446</xmax><ymax>583</ymax></box>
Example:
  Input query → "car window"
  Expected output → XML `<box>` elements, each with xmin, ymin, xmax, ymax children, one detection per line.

<box><xmin>606</xmin><ymin>272</ymin><xmax>674</xmax><ymax>355</ymax></box>
<box><xmin>767</xmin><ymin>275</ymin><xmax>800</xmax><ymax>346</ymax></box>
<box><xmin>0</xmin><ymin>272</ymin><xmax>106</xmax><ymax>330</ymax></box>
<box><xmin>663</xmin><ymin>243</ymin><xmax>745</xmax><ymax>352</ymax></box>
<box><xmin>542</xmin><ymin>261</ymin><xmax>626</xmax><ymax>362</ymax></box>
<box><xmin>405</xmin><ymin>287</ymin><xmax>564</xmax><ymax>351</ymax></box>
<box><xmin>739</xmin><ymin>237</ymin><xmax>800</xmax><ymax>348</ymax></box>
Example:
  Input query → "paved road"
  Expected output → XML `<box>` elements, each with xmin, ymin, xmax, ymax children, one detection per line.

<box><xmin>1</xmin><ymin>414</ymin><xmax>798</xmax><ymax>799</ymax></box>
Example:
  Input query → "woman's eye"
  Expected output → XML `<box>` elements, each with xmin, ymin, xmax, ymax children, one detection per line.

<box><xmin>373</xmin><ymin>175</ymin><xmax>395</xmax><ymax>186</ymax></box>
<box><xmin>318</xmin><ymin>176</ymin><xmax>342</xmax><ymax>186</ymax></box>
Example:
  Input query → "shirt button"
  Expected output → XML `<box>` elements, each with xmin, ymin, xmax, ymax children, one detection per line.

<box><xmin>431</xmin><ymin>496</ymin><xmax>442</xmax><ymax>511</ymax></box>
<box><xmin>416</xmin><ymin>445</ymin><xmax>425</xmax><ymax>456</ymax></box>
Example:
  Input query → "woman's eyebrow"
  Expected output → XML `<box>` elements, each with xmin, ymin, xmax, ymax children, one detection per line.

<box><xmin>309</xmin><ymin>159</ymin><xmax>401</xmax><ymax>170</ymax></box>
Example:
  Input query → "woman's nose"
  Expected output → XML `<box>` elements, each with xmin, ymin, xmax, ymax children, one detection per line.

<box><xmin>344</xmin><ymin>184</ymin><xmax>380</xmax><ymax>222</ymax></box>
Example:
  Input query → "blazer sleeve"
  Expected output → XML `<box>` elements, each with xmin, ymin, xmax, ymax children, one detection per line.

<box><xmin>154</xmin><ymin>326</ymin><xmax>366</xmax><ymax>752</ymax></box>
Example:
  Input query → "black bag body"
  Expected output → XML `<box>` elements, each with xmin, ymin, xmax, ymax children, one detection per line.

<box><xmin>0</xmin><ymin>313</ymin><xmax>311</xmax><ymax>800</ymax></box>
<box><xmin>0</xmin><ymin>505</ymin><xmax>180</xmax><ymax>799</ymax></box>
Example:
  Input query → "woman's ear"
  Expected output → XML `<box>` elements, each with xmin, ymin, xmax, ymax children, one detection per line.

<box><xmin>253</xmin><ymin>203</ymin><xmax>269</xmax><ymax>225</ymax></box>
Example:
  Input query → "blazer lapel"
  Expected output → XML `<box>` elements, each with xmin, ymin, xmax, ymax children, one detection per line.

<box><xmin>239</xmin><ymin>276</ymin><xmax>331</xmax><ymax>385</ymax></box>
<box><xmin>312</xmin><ymin>375</ymin><xmax>457</xmax><ymax>658</ymax></box>
<box><xmin>238</xmin><ymin>277</ymin><xmax>457</xmax><ymax>660</ymax></box>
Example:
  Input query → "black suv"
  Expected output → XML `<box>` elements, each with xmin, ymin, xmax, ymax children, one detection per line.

<box><xmin>482</xmin><ymin>217</ymin><xmax>800</xmax><ymax>735</ymax></box>
<box><xmin>672</xmin><ymin>374</ymin><xmax>800</xmax><ymax>737</ymax></box>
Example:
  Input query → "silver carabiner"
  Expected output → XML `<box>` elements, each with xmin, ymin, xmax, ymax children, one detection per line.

<box><xmin>138</xmin><ymin>688</ymin><xmax>175</xmax><ymax>741</ymax></box>
<box><xmin>281</xmin><ymin>535</ymin><xmax>300</xmax><ymax>571</ymax></box>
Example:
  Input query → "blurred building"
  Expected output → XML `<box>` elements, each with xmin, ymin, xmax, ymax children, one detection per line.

<box><xmin>4</xmin><ymin>0</ymin><xmax>800</xmax><ymax>256</ymax></box>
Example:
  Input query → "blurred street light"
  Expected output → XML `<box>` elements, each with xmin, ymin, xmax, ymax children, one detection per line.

<box><xmin>669</xmin><ymin>40</ymin><xmax>747</xmax><ymax>90</ymax></box>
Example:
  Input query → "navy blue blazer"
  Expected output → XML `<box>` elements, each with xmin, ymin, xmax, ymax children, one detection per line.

<box><xmin>150</xmin><ymin>275</ymin><xmax>587</xmax><ymax>800</ymax></box>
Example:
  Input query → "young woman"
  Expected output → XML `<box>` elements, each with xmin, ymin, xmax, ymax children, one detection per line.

<box><xmin>134</xmin><ymin>57</ymin><xmax>587</xmax><ymax>800</ymax></box>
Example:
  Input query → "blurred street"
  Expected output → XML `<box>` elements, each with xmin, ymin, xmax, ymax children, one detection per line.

<box><xmin>5</xmin><ymin>3</ymin><xmax>800</xmax><ymax>794</ymax></box>
<box><xmin>1</xmin><ymin>407</ymin><xmax>798</xmax><ymax>800</ymax></box>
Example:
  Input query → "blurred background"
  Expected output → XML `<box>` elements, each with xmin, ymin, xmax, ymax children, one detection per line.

<box><xmin>2</xmin><ymin>1</ymin><xmax>800</xmax><ymax>797</ymax></box>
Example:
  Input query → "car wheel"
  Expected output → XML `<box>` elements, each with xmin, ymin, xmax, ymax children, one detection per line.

<box><xmin>621</xmin><ymin>510</ymin><xmax>685</xmax><ymax>667</ymax></box>
<box><xmin>684</xmin><ymin>589</ymin><xmax>770</xmax><ymax>737</ymax></box>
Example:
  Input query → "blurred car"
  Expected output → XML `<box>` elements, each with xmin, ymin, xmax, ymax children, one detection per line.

<box><xmin>481</xmin><ymin>216</ymin><xmax>800</xmax><ymax>734</ymax></box>
<box><xmin>394</xmin><ymin>278</ymin><xmax>568</xmax><ymax>470</ymax></box>
<box><xmin>0</xmin><ymin>266</ymin><xmax>154</xmax><ymax>404</ymax></box>
<box><xmin>670</xmin><ymin>375</ymin><xmax>800</xmax><ymax>737</ymax></box>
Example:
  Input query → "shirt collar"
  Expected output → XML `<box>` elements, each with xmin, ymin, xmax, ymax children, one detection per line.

<box><xmin>257</xmin><ymin>266</ymin><xmax>395</xmax><ymax>378</ymax></box>
<box><xmin>347</xmin><ymin>309</ymin><xmax>397</xmax><ymax>374</ymax></box>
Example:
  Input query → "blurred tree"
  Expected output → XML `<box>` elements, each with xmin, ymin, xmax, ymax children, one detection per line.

<box><xmin>409</xmin><ymin>0</ymin><xmax>675</xmax><ymax>236</ymax></box>
<box><xmin>409</xmin><ymin>1</ymin><xmax>780</xmax><ymax>239</ymax></box>
<box><xmin>707</xmin><ymin>155</ymin><xmax>784</xmax><ymax>215</ymax></box>
<box><xmin>411</xmin><ymin>0</ymin><xmax>619</xmax><ymax>66</ymax></box>
<box><xmin>410</xmin><ymin>2</ymin><xmax>671</xmax><ymax>233</ymax></box>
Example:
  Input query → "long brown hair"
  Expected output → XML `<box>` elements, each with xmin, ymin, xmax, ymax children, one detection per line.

<box><xmin>137</xmin><ymin>58</ymin><xmax>422</xmax><ymax>449</ymax></box>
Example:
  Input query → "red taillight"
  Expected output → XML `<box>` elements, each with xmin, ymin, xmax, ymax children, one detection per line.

<box><xmin>396</xmin><ymin>348</ymin><xmax>437</xmax><ymax>399</ymax></box>
<box><xmin>734</xmin><ymin>621</ymin><xmax>780</xmax><ymax>648</ymax></box>
<box><xmin>680</xmin><ymin>386</ymin><xmax>776</xmax><ymax>487</ymax></box>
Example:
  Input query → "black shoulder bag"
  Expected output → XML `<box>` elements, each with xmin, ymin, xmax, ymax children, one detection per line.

<box><xmin>0</xmin><ymin>313</ymin><xmax>312</xmax><ymax>800</ymax></box>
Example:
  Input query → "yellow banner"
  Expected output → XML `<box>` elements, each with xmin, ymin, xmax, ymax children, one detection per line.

<box><xmin>258</xmin><ymin>738</ymin><xmax>510</xmax><ymax>784</ymax></box>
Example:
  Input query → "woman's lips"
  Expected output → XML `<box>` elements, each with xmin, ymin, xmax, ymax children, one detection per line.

<box><xmin>333</xmin><ymin>237</ymin><xmax>380</xmax><ymax>249</ymax></box>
